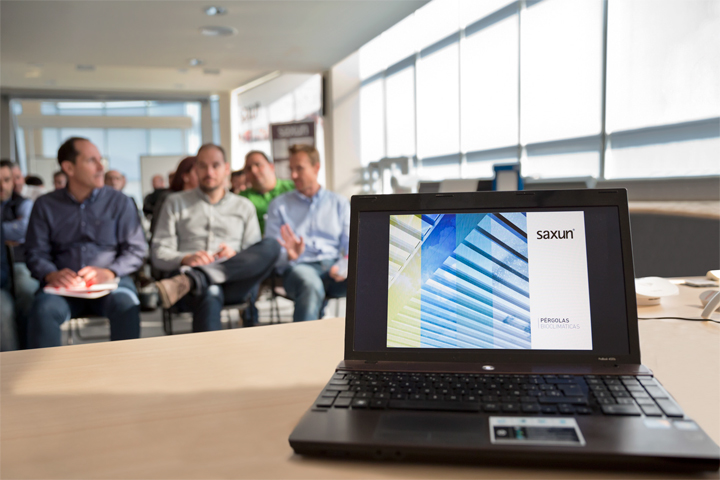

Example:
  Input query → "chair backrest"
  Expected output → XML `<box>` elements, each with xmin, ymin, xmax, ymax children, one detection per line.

<box><xmin>630</xmin><ymin>213</ymin><xmax>720</xmax><ymax>277</ymax></box>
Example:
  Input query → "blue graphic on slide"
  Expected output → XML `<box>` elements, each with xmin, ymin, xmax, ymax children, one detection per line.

<box><xmin>387</xmin><ymin>213</ymin><xmax>530</xmax><ymax>349</ymax></box>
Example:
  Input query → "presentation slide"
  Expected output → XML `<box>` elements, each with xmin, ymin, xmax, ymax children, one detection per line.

<box><xmin>386</xmin><ymin>211</ymin><xmax>592</xmax><ymax>350</ymax></box>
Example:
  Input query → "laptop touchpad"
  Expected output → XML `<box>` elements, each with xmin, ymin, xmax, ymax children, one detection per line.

<box><xmin>374</xmin><ymin>413</ymin><xmax>486</xmax><ymax>445</ymax></box>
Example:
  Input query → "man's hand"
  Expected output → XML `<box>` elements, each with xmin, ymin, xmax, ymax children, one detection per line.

<box><xmin>329</xmin><ymin>265</ymin><xmax>346</xmax><ymax>282</ymax></box>
<box><xmin>279</xmin><ymin>224</ymin><xmax>305</xmax><ymax>261</ymax></box>
<box><xmin>215</xmin><ymin>243</ymin><xmax>236</xmax><ymax>260</ymax></box>
<box><xmin>182</xmin><ymin>250</ymin><xmax>215</xmax><ymax>267</ymax></box>
<box><xmin>78</xmin><ymin>266</ymin><xmax>116</xmax><ymax>286</ymax></box>
<box><xmin>45</xmin><ymin>268</ymin><xmax>83</xmax><ymax>288</ymax></box>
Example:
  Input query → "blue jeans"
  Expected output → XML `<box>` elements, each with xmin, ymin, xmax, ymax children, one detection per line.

<box><xmin>180</xmin><ymin>281</ymin><xmax>254</xmax><ymax>332</ymax></box>
<box><xmin>27</xmin><ymin>276</ymin><xmax>141</xmax><ymax>348</ymax></box>
<box><xmin>283</xmin><ymin>260</ymin><xmax>347</xmax><ymax>322</ymax></box>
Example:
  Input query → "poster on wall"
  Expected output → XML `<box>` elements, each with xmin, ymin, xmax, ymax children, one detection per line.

<box><xmin>270</xmin><ymin>120</ymin><xmax>315</xmax><ymax>179</ymax></box>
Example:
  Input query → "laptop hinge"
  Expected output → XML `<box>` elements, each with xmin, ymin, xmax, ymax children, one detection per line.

<box><xmin>338</xmin><ymin>360</ymin><xmax>652</xmax><ymax>376</ymax></box>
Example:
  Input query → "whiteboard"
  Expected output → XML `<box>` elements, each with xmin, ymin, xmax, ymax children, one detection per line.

<box><xmin>139</xmin><ymin>155</ymin><xmax>183</xmax><ymax>197</ymax></box>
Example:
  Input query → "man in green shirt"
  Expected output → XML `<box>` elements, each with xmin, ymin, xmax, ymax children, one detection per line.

<box><xmin>240</xmin><ymin>150</ymin><xmax>295</xmax><ymax>234</ymax></box>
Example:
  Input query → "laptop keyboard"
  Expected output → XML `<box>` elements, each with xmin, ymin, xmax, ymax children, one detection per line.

<box><xmin>315</xmin><ymin>372</ymin><xmax>685</xmax><ymax>418</ymax></box>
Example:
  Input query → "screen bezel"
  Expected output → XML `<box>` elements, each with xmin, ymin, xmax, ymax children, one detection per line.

<box><xmin>343</xmin><ymin>189</ymin><xmax>641</xmax><ymax>366</ymax></box>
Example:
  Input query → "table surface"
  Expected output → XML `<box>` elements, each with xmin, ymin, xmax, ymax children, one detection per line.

<box><xmin>2</xmin><ymin>281</ymin><xmax>719</xmax><ymax>479</ymax></box>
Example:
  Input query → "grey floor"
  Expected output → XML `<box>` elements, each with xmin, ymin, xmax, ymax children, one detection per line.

<box><xmin>61</xmin><ymin>290</ymin><xmax>346</xmax><ymax>345</ymax></box>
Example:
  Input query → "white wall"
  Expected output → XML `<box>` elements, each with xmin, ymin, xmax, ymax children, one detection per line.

<box><xmin>325</xmin><ymin>52</ymin><xmax>362</xmax><ymax>199</ymax></box>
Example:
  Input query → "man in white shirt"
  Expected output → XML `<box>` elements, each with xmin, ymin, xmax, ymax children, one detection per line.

<box><xmin>152</xmin><ymin>143</ymin><xmax>279</xmax><ymax>331</ymax></box>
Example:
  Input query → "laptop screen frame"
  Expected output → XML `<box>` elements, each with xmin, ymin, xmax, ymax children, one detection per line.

<box><xmin>343</xmin><ymin>189</ymin><xmax>641</xmax><ymax>366</ymax></box>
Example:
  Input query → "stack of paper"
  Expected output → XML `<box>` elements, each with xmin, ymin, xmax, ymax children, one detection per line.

<box><xmin>43</xmin><ymin>282</ymin><xmax>119</xmax><ymax>299</ymax></box>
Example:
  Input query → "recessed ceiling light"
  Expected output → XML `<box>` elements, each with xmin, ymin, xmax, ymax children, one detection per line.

<box><xmin>188</xmin><ymin>58</ymin><xmax>204</xmax><ymax>66</ymax></box>
<box><xmin>76</xmin><ymin>64</ymin><xmax>96</xmax><ymax>72</ymax></box>
<box><xmin>199</xmin><ymin>25</ymin><xmax>236</xmax><ymax>37</ymax></box>
<box><xmin>204</xmin><ymin>6</ymin><xmax>227</xmax><ymax>16</ymax></box>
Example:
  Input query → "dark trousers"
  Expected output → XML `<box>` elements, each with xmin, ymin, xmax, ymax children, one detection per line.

<box><xmin>182</xmin><ymin>238</ymin><xmax>280</xmax><ymax>331</ymax></box>
<box><xmin>28</xmin><ymin>276</ymin><xmax>141</xmax><ymax>348</ymax></box>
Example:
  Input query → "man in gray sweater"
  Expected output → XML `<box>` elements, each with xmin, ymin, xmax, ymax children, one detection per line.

<box><xmin>151</xmin><ymin>143</ymin><xmax>279</xmax><ymax>331</ymax></box>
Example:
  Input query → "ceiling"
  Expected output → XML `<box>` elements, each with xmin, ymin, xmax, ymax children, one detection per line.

<box><xmin>0</xmin><ymin>0</ymin><xmax>428</xmax><ymax>96</ymax></box>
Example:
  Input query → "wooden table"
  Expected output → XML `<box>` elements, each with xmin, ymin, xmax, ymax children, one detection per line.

<box><xmin>2</xmin><ymin>282</ymin><xmax>719</xmax><ymax>479</ymax></box>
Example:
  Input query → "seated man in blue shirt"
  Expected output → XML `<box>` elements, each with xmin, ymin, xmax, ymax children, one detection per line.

<box><xmin>1</xmin><ymin>159</ymin><xmax>35</xmax><ymax>349</ymax></box>
<box><xmin>24</xmin><ymin>137</ymin><xmax>147</xmax><ymax>348</ymax></box>
<box><xmin>265</xmin><ymin>144</ymin><xmax>350</xmax><ymax>322</ymax></box>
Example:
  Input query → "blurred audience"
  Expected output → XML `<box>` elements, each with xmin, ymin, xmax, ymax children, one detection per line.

<box><xmin>265</xmin><ymin>144</ymin><xmax>349</xmax><ymax>322</ymax></box>
<box><xmin>150</xmin><ymin>156</ymin><xmax>197</xmax><ymax>237</ymax></box>
<box><xmin>24</xmin><ymin>137</ymin><xmax>146</xmax><ymax>348</ymax></box>
<box><xmin>240</xmin><ymin>151</ymin><xmax>294</xmax><ymax>234</ymax></box>
<box><xmin>230</xmin><ymin>169</ymin><xmax>248</xmax><ymax>194</ymax></box>
<box><xmin>143</xmin><ymin>174</ymin><xmax>168</xmax><ymax>219</ymax></box>
<box><xmin>151</xmin><ymin>144</ymin><xmax>279</xmax><ymax>332</ymax></box>
<box><xmin>1</xmin><ymin>159</ymin><xmax>38</xmax><ymax>349</ymax></box>
<box><xmin>1</xmin><ymin>215</ymin><xmax>17</xmax><ymax>351</ymax></box>
<box><xmin>53</xmin><ymin>170</ymin><xmax>68</xmax><ymax>190</ymax></box>
<box><xmin>104</xmin><ymin>170</ymin><xmax>126</xmax><ymax>191</ymax></box>
<box><xmin>23</xmin><ymin>175</ymin><xmax>47</xmax><ymax>201</ymax></box>
<box><xmin>11</xmin><ymin>163</ymin><xmax>25</xmax><ymax>196</ymax></box>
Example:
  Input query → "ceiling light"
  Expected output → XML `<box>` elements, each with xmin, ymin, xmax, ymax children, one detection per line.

<box><xmin>76</xmin><ymin>64</ymin><xmax>96</xmax><ymax>72</ymax></box>
<box><xmin>188</xmin><ymin>58</ymin><xmax>204</xmax><ymax>66</ymax></box>
<box><xmin>199</xmin><ymin>25</ymin><xmax>236</xmax><ymax>37</ymax></box>
<box><xmin>204</xmin><ymin>6</ymin><xmax>227</xmax><ymax>16</ymax></box>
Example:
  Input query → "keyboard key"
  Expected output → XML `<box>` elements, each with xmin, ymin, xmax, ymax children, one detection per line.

<box><xmin>326</xmin><ymin>385</ymin><xmax>349</xmax><ymax>391</ymax></box>
<box><xmin>315</xmin><ymin>397</ymin><xmax>335</xmax><ymax>407</ymax></box>
<box><xmin>656</xmin><ymin>399</ymin><xmax>684</xmax><ymax>417</ymax></box>
<box><xmin>334</xmin><ymin>397</ymin><xmax>352</xmax><ymax>408</ymax></box>
<box><xmin>640</xmin><ymin>404</ymin><xmax>663</xmax><ymax>416</ymax></box>
<box><xmin>645</xmin><ymin>386</ymin><xmax>669</xmax><ymax>399</ymax></box>
<box><xmin>601</xmin><ymin>404</ymin><xmax>642</xmax><ymax>415</ymax></box>
<box><xmin>387</xmin><ymin>401</ymin><xmax>480</xmax><ymax>412</ymax></box>
<box><xmin>538</xmin><ymin>396</ymin><xmax>587</xmax><ymax>405</ymax></box>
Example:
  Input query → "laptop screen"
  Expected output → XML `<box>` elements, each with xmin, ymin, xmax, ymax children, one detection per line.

<box><xmin>352</xmin><ymin>205</ymin><xmax>631</xmax><ymax>359</ymax></box>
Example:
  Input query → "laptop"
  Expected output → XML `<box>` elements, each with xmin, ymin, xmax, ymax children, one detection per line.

<box><xmin>289</xmin><ymin>189</ymin><xmax>720</xmax><ymax>471</ymax></box>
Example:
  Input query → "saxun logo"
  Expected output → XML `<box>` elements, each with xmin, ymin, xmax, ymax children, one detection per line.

<box><xmin>536</xmin><ymin>229</ymin><xmax>574</xmax><ymax>240</ymax></box>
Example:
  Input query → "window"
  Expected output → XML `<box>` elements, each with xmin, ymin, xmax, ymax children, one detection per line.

<box><xmin>520</xmin><ymin>0</ymin><xmax>603</xmax><ymax>144</ymax></box>
<box><xmin>461</xmin><ymin>4</ymin><xmax>518</xmax><ymax>153</ymax></box>
<box><xmin>149</xmin><ymin>129</ymin><xmax>185</xmax><ymax>156</ymax></box>
<box><xmin>417</xmin><ymin>41</ymin><xmax>459</xmax><ymax>159</ymax></box>
<box><xmin>385</xmin><ymin>65</ymin><xmax>416</xmax><ymax>158</ymax></box>
<box><xmin>107</xmin><ymin>129</ymin><xmax>147</xmax><ymax>203</ymax></box>
<box><xmin>357</xmin><ymin>0</ymin><xmax>718</xmax><ymax>190</ymax></box>
<box><xmin>604</xmin><ymin>0</ymin><xmax>720</xmax><ymax>178</ymax></box>
<box><xmin>360</xmin><ymin>79</ymin><xmax>385</xmax><ymax>166</ymax></box>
